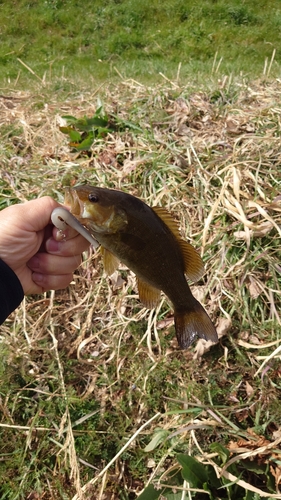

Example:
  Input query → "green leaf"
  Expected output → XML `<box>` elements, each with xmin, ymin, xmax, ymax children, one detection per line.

<box><xmin>242</xmin><ymin>459</ymin><xmax>267</xmax><ymax>475</ymax></box>
<box><xmin>137</xmin><ymin>484</ymin><xmax>182</xmax><ymax>500</ymax></box>
<box><xmin>59</xmin><ymin>126</ymin><xmax>70</xmax><ymax>135</ymax></box>
<box><xmin>266</xmin><ymin>466</ymin><xmax>277</xmax><ymax>493</ymax></box>
<box><xmin>176</xmin><ymin>454</ymin><xmax>208</xmax><ymax>487</ymax></box>
<box><xmin>68</xmin><ymin>129</ymin><xmax>82</xmax><ymax>142</ymax></box>
<box><xmin>144</xmin><ymin>429</ymin><xmax>169</xmax><ymax>452</ymax></box>
<box><xmin>209</xmin><ymin>442</ymin><xmax>230</xmax><ymax>465</ymax></box>
<box><xmin>163</xmin><ymin>493</ymin><xmax>186</xmax><ymax>500</ymax></box>
<box><xmin>95</xmin><ymin>126</ymin><xmax>113</xmax><ymax>138</ymax></box>
<box><xmin>73</xmin><ymin>116</ymin><xmax>107</xmax><ymax>131</ymax></box>
<box><xmin>86</xmin><ymin>116</ymin><xmax>109</xmax><ymax>128</ymax></box>
<box><xmin>71</xmin><ymin>133</ymin><xmax>94</xmax><ymax>151</ymax></box>
<box><xmin>61</xmin><ymin>115</ymin><xmax>78</xmax><ymax>124</ymax></box>
<box><xmin>59</xmin><ymin>126</ymin><xmax>82</xmax><ymax>142</ymax></box>
<box><xmin>137</xmin><ymin>484</ymin><xmax>163</xmax><ymax>500</ymax></box>
<box><xmin>243</xmin><ymin>490</ymin><xmax>260</xmax><ymax>500</ymax></box>
<box><xmin>205</xmin><ymin>464</ymin><xmax>222</xmax><ymax>490</ymax></box>
<box><xmin>95</xmin><ymin>105</ymin><xmax>103</xmax><ymax>115</ymax></box>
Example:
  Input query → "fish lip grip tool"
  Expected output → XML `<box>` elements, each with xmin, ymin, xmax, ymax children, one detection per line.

<box><xmin>51</xmin><ymin>207</ymin><xmax>99</xmax><ymax>248</ymax></box>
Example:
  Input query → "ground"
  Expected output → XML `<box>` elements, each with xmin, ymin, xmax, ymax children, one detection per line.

<box><xmin>0</xmin><ymin>75</ymin><xmax>281</xmax><ymax>499</ymax></box>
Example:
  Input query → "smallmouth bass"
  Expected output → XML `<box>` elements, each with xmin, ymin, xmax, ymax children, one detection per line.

<box><xmin>65</xmin><ymin>185</ymin><xmax>218</xmax><ymax>349</ymax></box>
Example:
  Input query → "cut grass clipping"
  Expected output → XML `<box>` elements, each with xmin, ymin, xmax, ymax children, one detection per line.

<box><xmin>0</xmin><ymin>75</ymin><xmax>281</xmax><ymax>499</ymax></box>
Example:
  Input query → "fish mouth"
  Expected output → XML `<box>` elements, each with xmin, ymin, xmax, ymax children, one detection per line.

<box><xmin>64</xmin><ymin>187</ymin><xmax>114</xmax><ymax>234</ymax></box>
<box><xmin>64</xmin><ymin>187</ymin><xmax>101</xmax><ymax>236</ymax></box>
<box><xmin>64</xmin><ymin>188</ymin><xmax>85</xmax><ymax>218</ymax></box>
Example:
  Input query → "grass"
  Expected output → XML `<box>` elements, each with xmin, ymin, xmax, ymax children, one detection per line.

<box><xmin>1</xmin><ymin>0</ymin><xmax>281</xmax><ymax>86</ymax></box>
<box><xmin>0</xmin><ymin>73</ymin><xmax>281</xmax><ymax>499</ymax></box>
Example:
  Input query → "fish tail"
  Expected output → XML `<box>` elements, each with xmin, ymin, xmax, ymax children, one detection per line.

<box><xmin>174</xmin><ymin>300</ymin><xmax>218</xmax><ymax>349</ymax></box>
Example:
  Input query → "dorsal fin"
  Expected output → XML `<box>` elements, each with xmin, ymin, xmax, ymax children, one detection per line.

<box><xmin>137</xmin><ymin>277</ymin><xmax>161</xmax><ymax>309</ymax></box>
<box><xmin>153</xmin><ymin>206</ymin><xmax>204</xmax><ymax>282</ymax></box>
<box><xmin>178</xmin><ymin>240</ymin><xmax>205</xmax><ymax>282</ymax></box>
<box><xmin>152</xmin><ymin>206</ymin><xmax>181</xmax><ymax>238</ymax></box>
<box><xmin>100</xmin><ymin>247</ymin><xmax>120</xmax><ymax>276</ymax></box>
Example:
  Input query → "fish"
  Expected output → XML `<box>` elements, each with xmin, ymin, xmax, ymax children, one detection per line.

<box><xmin>64</xmin><ymin>185</ymin><xmax>218</xmax><ymax>349</ymax></box>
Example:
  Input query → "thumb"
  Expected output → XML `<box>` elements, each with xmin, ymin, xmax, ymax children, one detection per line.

<box><xmin>18</xmin><ymin>196</ymin><xmax>62</xmax><ymax>233</ymax></box>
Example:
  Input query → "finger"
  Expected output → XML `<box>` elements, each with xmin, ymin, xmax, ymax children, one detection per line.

<box><xmin>19</xmin><ymin>197</ymin><xmax>61</xmax><ymax>232</ymax></box>
<box><xmin>27</xmin><ymin>252</ymin><xmax>82</xmax><ymax>275</ymax></box>
<box><xmin>32</xmin><ymin>272</ymin><xmax>74</xmax><ymax>291</ymax></box>
<box><xmin>45</xmin><ymin>234</ymin><xmax>90</xmax><ymax>256</ymax></box>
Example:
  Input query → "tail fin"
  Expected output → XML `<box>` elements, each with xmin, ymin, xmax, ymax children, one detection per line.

<box><xmin>174</xmin><ymin>301</ymin><xmax>218</xmax><ymax>349</ymax></box>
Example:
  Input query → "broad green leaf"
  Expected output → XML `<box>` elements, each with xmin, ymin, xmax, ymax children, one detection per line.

<box><xmin>74</xmin><ymin>117</ymin><xmax>93</xmax><ymax>132</ymax></box>
<box><xmin>177</xmin><ymin>453</ymin><xmax>208</xmax><ymax>487</ymax></box>
<box><xmin>209</xmin><ymin>442</ymin><xmax>230</xmax><ymax>464</ymax></box>
<box><xmin>242</xmin><ymin>459</ymin><xmax>267</xmax><ymax>475</ymax></box>
<box><xmin>59</xmin><ymin>126</ymin><xmax>70</xmax><ymax>134</ymax></box>
<box><xmin>202</xmin><ymin>481</ymin><xmax>218</xmax><ymax>500</ymax></box>
<box><xmin>68</xmin><ymin>129</ymin><xmax>82</xmax><ymax>142</ymax></box>
<box><xmin>96</xmin><ymin>126</ymin><xmax>113</xmax><ymax>138</ymax></box>
<box><xmin>243</xmin><ymin>490</ymin><xmax>260</xmax><ymax>500</ymax></box>
<box><xmin>71</xmin><ymin>134</ymin><xmax>94</xmax><ymax>151</ymax></box>
<box><xmin>74</xmin><ymin>118</ymin><xmax>106</xmax><ymax>131</ymax></box>
<box><xmin>163</xmin><ymin>493</ymin><xmax>186</xmax><ymax>500</ymax></box>
<box><xmin>137</xmin><ymin>484</ymin><xmax>181</xmax><ymax>500</ymax></box>
<box><xmin>204</xmin><ymin>464</ymin><xmax>222</xmax><ymax>489</ymax></box>
<box><xmin>144</xmin><ymin>429</ymin><xmax>169</xmax><ymax>452</ymax></box>
<box><xmin>137</xmin><ymin>484</ymin><xmax>163</xmax><ymax>500</ymax></box>
<box><xmin>87</xmin><ymin>116</ymin><xmax>109</xmax><ymax>128</ymax></box>
<box><xmin>61</xmin><ymin>115</ymin><xmax>78</xmax><ymax>124</ymax></box>
<box><xmin>95</xmin><ymin>105</ymin><xmax>103</xmax><ymax>115</ymax></box>
<box><xmin>59</xmin><ymin>126</ymin><xmax>82</xmax><ymax>142</ymax></box>
<box><xmin>266</xmin><ymin>467</ymin><xmax>277</xmax><ymax>493</ymax></box>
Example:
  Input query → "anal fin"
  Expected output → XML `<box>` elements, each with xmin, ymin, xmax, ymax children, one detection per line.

<box><xmin>137</xmin><ymin>277</ymin><xmax>161</xmax><ymax>309</ymax></box>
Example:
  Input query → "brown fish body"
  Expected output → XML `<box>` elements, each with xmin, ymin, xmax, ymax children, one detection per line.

<box><xmin>65</xmin><ymin>185</ymin><xmax>218</xmax><ymax>349</ymax></box>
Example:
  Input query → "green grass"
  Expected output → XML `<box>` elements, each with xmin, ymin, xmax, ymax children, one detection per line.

<box><xmin>1</xmin><ymin>0</ymin><xmax>281</xmax><ymax>86</ymax></box>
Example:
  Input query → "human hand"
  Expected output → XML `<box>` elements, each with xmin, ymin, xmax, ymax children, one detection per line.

<box><xmin>0</xmin><ymin>196</ymin><xmax>90</xmax><ymax>294</ymax></box>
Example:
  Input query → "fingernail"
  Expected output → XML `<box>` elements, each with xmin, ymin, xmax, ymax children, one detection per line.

<box><xmin>28</xmin><ymin>256</ymin><xmax>40</xmax><ymax>271</ymax></box>
<box><xmin>46</xmin><ymin>238</ymin><xmax>61</xmax><ymax>253</ymax></box>
<box><xmin>32</xmin><ymin>272</ymin><xmax>44</xmax><ymax>284</ymax></box>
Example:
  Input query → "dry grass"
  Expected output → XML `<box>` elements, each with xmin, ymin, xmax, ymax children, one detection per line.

<box><xmin>0</xmin><ymin>74</ymin><xmax>281</xmax><ymax>499</ymax></box>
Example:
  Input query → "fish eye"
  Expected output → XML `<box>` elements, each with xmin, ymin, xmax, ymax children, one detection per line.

<box><xmin>88</xmin><ymin>193</ymin><xmax>99</xmax><ymax>203</ymax></box>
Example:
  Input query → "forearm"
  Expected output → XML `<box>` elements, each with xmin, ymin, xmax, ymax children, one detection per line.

<box><xmin>0</xmin><ymin>259</ymin><xmax>24</xmax><ymax>324</ymax></box>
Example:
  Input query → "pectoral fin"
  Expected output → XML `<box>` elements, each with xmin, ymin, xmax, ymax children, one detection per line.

<box><xmin>137</xmin><ymin>277</ymin><xmax>161</xmax><ymax>309</ymax></box>
<box><xmin>101</xmin><ymin>247</ymin><xmax>120</xmax><ymax>276</ymax></box>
